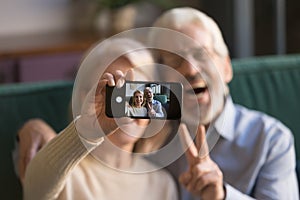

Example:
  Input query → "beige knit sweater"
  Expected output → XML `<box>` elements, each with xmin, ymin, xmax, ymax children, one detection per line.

<box><xmin>24</xmin><ymin>122</ymin><xmax>178</xmax><ymax>200</ymax></box>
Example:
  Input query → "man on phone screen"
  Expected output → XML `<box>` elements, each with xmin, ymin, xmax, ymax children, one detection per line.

<box><xmin>144</xmin><ymin>87</ymin><xmax>164</xmax><ymax>118</ymax></box>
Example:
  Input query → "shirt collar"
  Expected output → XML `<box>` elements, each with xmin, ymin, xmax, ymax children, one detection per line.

<box><xmin>210</xmin><ymin>96</ymin><xmax>236</xmax><ymax>141</ymax></box>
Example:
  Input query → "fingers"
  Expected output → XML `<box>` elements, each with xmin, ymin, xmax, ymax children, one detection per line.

<box><xmin>178</xmin><ymin>124</ymin><xmax>198</xmax><ymax>165</ymax></box>
<box><xmin>96</xmin><ymin>71</ymin><xmax>126</xmax><ymax>101</ymax></box>
<box><xmin>102</xmin><ymin>70</ymin><xmax>126</xmax><ymax>88</ymax></box>
<box><xmin>183</xmin><ymin>161</ymin><xmax>224</xmax><ymax>199</ymax></box>
<box><xmin>102</xmin><ymin>73</ymin><xmax>115</xmax><ymax>86</ymax></box>
<box><xmin>179</xmin><ymin>171</ymin><xmax>191</xmax><ymax>187</ymax></box>
<box><xmin>186</xmin><ymin>172</ymin><xmax>220</xmax><ymax>197</ymax></box>
<box><xmin>18</xmin><ymin>145</ymin><xmax>38</xmax><ymax>184</ymax></box>
<box><xmin>17</xmin><ymin>119</ymin><xmax>56</xmax><ymax>185</ymax></box>
<box><xmin>195</xmin><ymin>125</ymin><xmax>209</xmax><ymax>160</ymax></box>
<box><xmin>194</xmin><ymin>172</ymin><xmax>224</xmax><ymax>199</ymax></box>
<box><xmin>187</xmin><ymin>162</ymin><xmax>213</xmax><ymax>192</ymax></box>
<box><xmin>102</xmin><ymin>69</ymin><xmax>139</xmax><ymax>88</ymax></box>
<box><xmin>194</xmin><ymin>173</ymin><xmax>219</xmax><ymax>193</ymax></box>
<box><xmin>95</xmin><ymin>79</ymin><xmax>108</xmax><ymax>95</ymax></box>
<box><xmin>115</xmin><ymin>70</ymin><xmax>125</xmax><ymax>88</ymax></box>
<box><xmin>179</xmin><ymin>123</ymin><xmax>210</xmax><ymax>164</ymax></box>
<box><xmin>125</xmin><ymin>69</ymin><xmax>134</xmax><ymax>81</ymax></box>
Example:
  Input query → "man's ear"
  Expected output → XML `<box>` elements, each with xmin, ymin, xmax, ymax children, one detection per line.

<box><xmin>224</xmin><ymin>56</ymin><xmax>233</xmax><ymax>83</ymax></box>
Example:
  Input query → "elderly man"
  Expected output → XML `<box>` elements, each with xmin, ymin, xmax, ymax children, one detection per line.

<box><xmin>152</xmin><ymin>7</ymin><xmax>299</xmax><ymax>200</ymax></box>
<box><xmin>144</xmin><ymin>87</ymin><xmax>164</xmax><ymax>118</ymax></box>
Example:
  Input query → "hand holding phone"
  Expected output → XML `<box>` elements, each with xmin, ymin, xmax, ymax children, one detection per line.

<box><xmin>76</xmin><ymin>71</ymin><xmax>128</xmax><ymax>139</ymax></box>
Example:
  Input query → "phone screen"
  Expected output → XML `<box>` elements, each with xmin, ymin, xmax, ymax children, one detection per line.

<box><xmin>106</xmin><ymin>81</ymin><xmax>182</xmax><ymax>119</ymax></box>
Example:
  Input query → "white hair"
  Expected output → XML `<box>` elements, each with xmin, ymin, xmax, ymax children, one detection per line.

<box><xmin>99</xmin><ymin>37</ymin><xmax>154</xmax><ymax>69</ymax></box>
<box><xmin>153</xmin><ymin>7</ymin><xmax>229</xmax><ymax>57</ymax></box>
<box><xmin>76</xmin><ymin>37</ymin><xmax>157</xmax><ymax>96</ymax></box>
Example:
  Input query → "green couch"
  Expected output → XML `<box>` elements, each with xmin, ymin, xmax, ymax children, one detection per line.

<box><xmin>0</xmin><ymin>81</ymin><xmax>73</xmax><ymax>199</ymax></box>
<box><xmin>1</xmin><ymin>54</ymin><xmax>300</xmax><ymax>199</ymax></box>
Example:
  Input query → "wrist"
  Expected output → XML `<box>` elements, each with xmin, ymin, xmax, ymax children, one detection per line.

<box><xmin>75</xmin><ymin>116</ymin><xmax>104</xmax><ymax>143</ymax></box>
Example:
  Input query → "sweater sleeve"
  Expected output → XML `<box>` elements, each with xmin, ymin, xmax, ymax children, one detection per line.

<box><xmin>23</xmin><ymin>121</ymin><xmax>103</xmax><ymax>200</ymax></box>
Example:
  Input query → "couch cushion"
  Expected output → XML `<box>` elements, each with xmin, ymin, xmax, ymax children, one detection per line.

<box><xmin>230</xmin><ymin>54</ymin><xmax>300</xmax><ymax>160</ymax></box>
<box><xmin>0</xmin><ymin>80</ymin><xmax>73</xmax><ymax>199</ymax></box>
<box><xmin>154</xmin><ymin>94</ymin><xmax>168</xmax><ymax>104</ymax></box>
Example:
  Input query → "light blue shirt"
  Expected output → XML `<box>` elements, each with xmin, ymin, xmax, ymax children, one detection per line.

<box><xmin>150</xmin><ymin>99</ymin><xmax>164</xmax><ymax>118</ymax></box>
<box><xmin>167</xmin><ymin>96</ymin><xmax>299</xmax><ymax>200</ymax></box>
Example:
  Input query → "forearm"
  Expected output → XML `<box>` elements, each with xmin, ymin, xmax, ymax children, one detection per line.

<box><xmin>23</xmin><ymin>121</ymin><xmax>102</xmax><ymax>200</ymax></box>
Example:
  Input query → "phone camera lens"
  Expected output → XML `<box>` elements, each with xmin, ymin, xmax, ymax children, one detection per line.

<box><xmin>115</xmin><ymin>96</ymin><xmax>123</xmax><ymax>103</ymax></box>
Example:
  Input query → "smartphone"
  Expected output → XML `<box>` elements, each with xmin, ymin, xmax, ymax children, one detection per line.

<box><xmin>105</xmin><ymin>81</ymin><xmax>182</xmax><ymax>119</ymax></box>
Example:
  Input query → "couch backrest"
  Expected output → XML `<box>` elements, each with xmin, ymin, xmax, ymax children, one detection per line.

<box><xmin>230</xmin><ymin>54</ymin><xmax>300</xmax><ymax>160</ymax></box>
<box><xmin>0</xmin><ymin>81</ymin><xmax>73</xmax><ymax>199</ymax></box>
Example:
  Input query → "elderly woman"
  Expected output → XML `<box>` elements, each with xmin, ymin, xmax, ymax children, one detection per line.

<box><xmin>126</xmin><ymin>90</ymin><xmax>147</xmax><ymax>117</ymax></box>
<box><xmin>23</xmin><ymin>38</ymin><xmax>178</xmax><ymax>200</ymax></box>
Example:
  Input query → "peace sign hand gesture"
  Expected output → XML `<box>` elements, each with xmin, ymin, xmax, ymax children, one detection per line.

<box><xmin>146</xmin><ymin>102</ymin><xmax>156</xmax><ymax>117</ymax></box>
<box><xmin>178</xmin><ymin>124</ymin><xmax>225</xmax><ymax>200</ymax></box>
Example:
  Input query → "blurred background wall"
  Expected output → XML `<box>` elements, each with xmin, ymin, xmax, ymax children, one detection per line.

<box><xmin>0</xmin><ymin>0</ymin><xmax>72</xmax><ymax>36</ymax></box>
<box><xmin>0</xmin><ymin>0</ymin><xmax>299</xmax><ymax>83</ymax></box>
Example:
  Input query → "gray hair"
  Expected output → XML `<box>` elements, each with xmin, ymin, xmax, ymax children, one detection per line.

<box><xmin>102</xmin><ymin>38</ymin><xmax>154</xmax><ymax>68</ymax></box>
<box><xmin>153</xmin><ymin>7</ymin><xmax>229</xmax><ymax>58</ymax></box>
<box><xmin>78</xmin><ymin>37</ymin><xmax>157</xmax><ymax>90</ymax></box>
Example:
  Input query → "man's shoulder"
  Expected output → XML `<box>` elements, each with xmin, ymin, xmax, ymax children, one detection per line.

<box><xmin>221</xmin><ymin>103</ymin><xmax>295</xmax><ymax>159</ymax></box>
<box><xmin>152</xmin><ymin>99</ymin><xmax>162</xmax><ymax>105</ymax></box>
<box><xmin>234</xmin><ymin>103</ymin><xmax>283</xmax><ymax>125</ymax></box>
<box><xmin>233</xmin><ymin>103</ymin><xmax>292</xmax><ymax>139</ymax></box>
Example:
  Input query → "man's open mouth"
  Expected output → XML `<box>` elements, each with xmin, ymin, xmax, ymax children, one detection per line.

<box><xmin>187</xmin><ymin>87</ymin><xmax>207</xmax><ymax>95</ymax></box>
<box><xmin>186</xmin><ymin>82</ymin><xmax>207</xmax><ymax>95</ymax></box>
